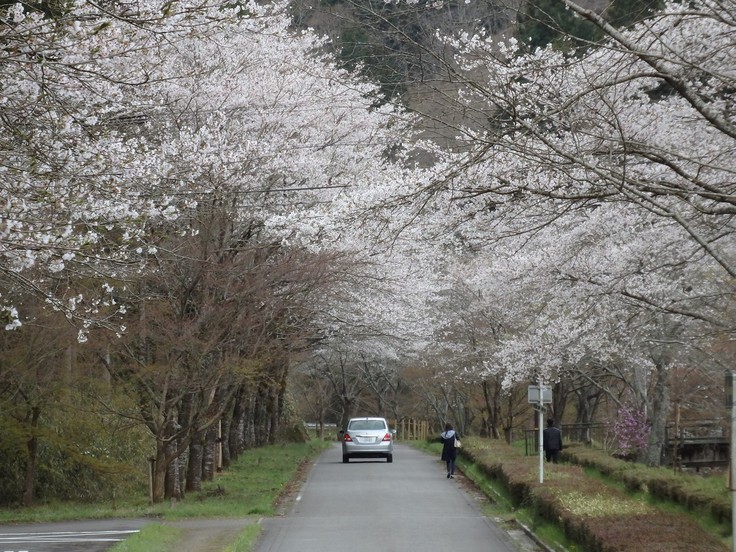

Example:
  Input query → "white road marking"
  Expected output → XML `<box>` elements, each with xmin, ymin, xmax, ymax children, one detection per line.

<box><xmin>0</xmin><ymin>529</ymin><xmax>139</xmax><ymax>544</ymax></box>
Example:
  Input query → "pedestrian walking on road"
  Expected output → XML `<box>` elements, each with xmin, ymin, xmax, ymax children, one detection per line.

<box><xmin>440</xmin><ymin>423</ymin><xmax>460</xmax><ymax>478</ymax></box>
<box><xmin>543</xmin><ymin>418</ymin><xmax>563</xmax><ymax>463</ymax></box>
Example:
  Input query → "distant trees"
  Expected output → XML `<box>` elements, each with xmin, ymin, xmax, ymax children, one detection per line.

<box><xmin>517</xmin><ymin>0</ymin><xmax>664</xmax><ymax>50</ymax></box>
<box><xmin>517</xmin><ymin>0</ymin><xmax>601</xmax><ymax>49</ymax></box>
<box><xmin>290</xmin><ymin>0</ymin><xmax>514</xmax><ymax>103</ymax></box>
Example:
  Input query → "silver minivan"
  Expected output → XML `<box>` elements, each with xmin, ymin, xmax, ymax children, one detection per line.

<box><xmin>340</xmin><ymin>417</ymin><xmax>394</xmax><ymax>463</ymax></box>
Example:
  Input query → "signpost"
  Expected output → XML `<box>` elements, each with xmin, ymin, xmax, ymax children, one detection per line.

<box><xmin>528</xmin><ymin>385</ymin><xmax>552</xmax><ymax>483</ymax></box>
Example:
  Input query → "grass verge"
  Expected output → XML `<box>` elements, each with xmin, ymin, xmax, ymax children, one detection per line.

<box><xmin>1</xmin><ymin>440</ymin><xmax>331</xmax><ymax>552</ymax></box>
<box><xmin>108</xmin><ymin>524</ymin><xmax>181</xmax><ymax>552</ymax></box>
<box><xmin>222</xmin><ymin>524</ymin><xmax>262</xmax><ymax>552</ymax></box>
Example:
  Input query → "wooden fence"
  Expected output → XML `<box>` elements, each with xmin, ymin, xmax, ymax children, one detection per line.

<box><xmin>392</xmin><ymin>419</ymin><xmax>432</xmax><ymax>441</ymax></box>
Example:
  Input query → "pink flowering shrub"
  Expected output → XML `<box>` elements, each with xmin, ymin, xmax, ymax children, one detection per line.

<box><xmin>613</xmin><ymin>404</ymin><xmax>650</xmax><ymax>458</ymax></box>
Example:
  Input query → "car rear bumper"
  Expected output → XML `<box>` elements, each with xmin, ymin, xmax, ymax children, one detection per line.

<box><xmin>343</xmin><ymin>443</ymin><xmax>393</xmax><ymax>456</ymax></box>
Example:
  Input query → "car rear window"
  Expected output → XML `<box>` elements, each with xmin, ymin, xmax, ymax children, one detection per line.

<box><xmin>349</xmin><ymin>419</ymin><xmax>387</xmax><ymax>430</ymax></box>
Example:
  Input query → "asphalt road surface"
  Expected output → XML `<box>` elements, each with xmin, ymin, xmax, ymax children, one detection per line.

<box><xmin>0</xmin><ymin>519</ymin><xmax>148</xmax><ymax>552</ymax></box>
<box><xmin>0</xmin><ymin>444</ymin><xmax>540</xmax><ymax>552</ymax></box>
<box><xmin>255</xmin><ymin>442</ymin><xmax>534</xmax><ymax>552</ymax></box>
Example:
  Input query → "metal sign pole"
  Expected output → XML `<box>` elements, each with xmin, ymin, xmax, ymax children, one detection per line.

<box><xmin>528</xmin><ymin>384</ymin><xmax>551</xmax><ymax>485</ymax></box>
<box><xmin>539</xmin><ymin>405</ymin><xmax>544</xmax><ymax>483</ymax></box>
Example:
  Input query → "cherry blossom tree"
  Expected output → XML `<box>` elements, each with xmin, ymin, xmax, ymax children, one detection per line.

<box><xmin>1</xmin><ymin>0</ymin><xmax>432</xmax><ymax>501</ymax></box>
<box><xmin>339</xmin><ymin>0</ymin><xmax>735</xmax><ymax>464</ymax></box>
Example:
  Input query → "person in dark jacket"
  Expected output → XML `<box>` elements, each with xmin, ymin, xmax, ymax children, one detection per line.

<box><xmin>440</xmin><ymin>423</ymin><xmax>459</xmax><ymax>478</ymax></box>
<box><xmin>543</xmin><ymin>418</ymin><xmax>563</xmax><ymax>463</ymax></box>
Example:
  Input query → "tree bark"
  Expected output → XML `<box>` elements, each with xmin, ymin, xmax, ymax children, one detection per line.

<box><xmin>152</xmin><ymin>443</ymin><xmax>168</xmax><ymax>504</ymax></box>
<box><xmin>640</xmin><ymin>361</ymin><xmax>671</xmax><ymax>466</ymax></box>
<box><xmin>186</xmin><ymin>431</ymin><xmax>204</xmax><ymax>493</ymax></box>
<box><xmin>21</xmin><ymin>406</ymin><xmax>41</xmax><ymax>507</ymax></box>
<box><xmin>203</xmin><ymin>423</ymin><xmax>218</xmax><ymax>481</ymax></box>
<box><xmin>164</xmin><ymin>436</ymin><xmax>181</xmax><ymax>500</ymax></box>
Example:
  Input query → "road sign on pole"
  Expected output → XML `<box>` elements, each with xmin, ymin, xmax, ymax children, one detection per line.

<box><xmin>528</xmin><ymin>385</ymin><xmax>552</xmax><ymax>483</ymax></box>
<box><xmin>528</xmin><ymin>385</ymin><xmax>552</xmax><ymax>404</ymax></box>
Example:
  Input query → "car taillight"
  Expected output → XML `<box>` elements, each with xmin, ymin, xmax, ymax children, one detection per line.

<box><xmin>382</xmin><ymin>433</ymin><xmax>391</xmax><ymax>441</ymax></box>
<box><xmin>343</xmin><ymin>433</ymin><xmax>353</xmax><ymax>442</ymax></box>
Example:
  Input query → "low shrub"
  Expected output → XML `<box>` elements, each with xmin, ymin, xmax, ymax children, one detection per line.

<box><xmin>564</xmin><ymin>443</ymin><xmax>731</xmax><ymax>524</ymax></box>
<box><xmin>462</xmin><ymin>437</ymin><xmax>729</xmax><ymax>552</ymax></box>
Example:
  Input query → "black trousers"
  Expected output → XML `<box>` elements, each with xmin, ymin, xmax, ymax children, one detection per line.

<box><xmin>545</xmin><ymin>449</ymin><xmax>561</xmax><ymax>463</ymax></box>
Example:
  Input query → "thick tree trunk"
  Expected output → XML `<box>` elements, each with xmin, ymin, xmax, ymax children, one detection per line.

<box><xmin>220</xmin><ymin>391</ymin><xmax>235</xmax><ymax>468</ymax></box>
<box><xmin>245</xmin><ymin>388</ymin><xmax>257</xmax><ymax>449</ymax></box>
<box><xmin>186</xmin><ymin>432</ymin><xmax>204</xmax><ymax>493</ymax></box>
<box><xmin>177</xmin><ymin>451</ymin><xmax>187</xmax><ymax>499</ymax></box>
<box><xmin>552</xmin><ymin>380</ymin><xmax>567</xmax><ymax>423</ymax></box>
<box><xmin>337</xmin><ymin>391</ymin><xmax>357</xmax><ymax>433</ymax></box>
<box><xmin>254</xmin><ymin>383</ymin><xmax>270</xmax><ymax>446</ymax></box>
<box><xmin>503</xmin><ymin>393</ymin><xmax>516</xmax><ymax>444</ymax></box>
<box><xmin>203</xmin><ymin>423</ymin><xmax>218</xmax><ymax>481</ymax></box>
<box><xmin>482</xmin><ymin>379</ymin><xmax>502</xmax><ymax>439</ymax></box>
<box><xmin>229</xmin><ymin>386</ymin><xmax>246</xmax><ymax>460</ymax></box>
<box><xmin>269</xmin><ymin>369</ymin><xmax>288</xmax><ymax>443</ymax></box>
<box><xmin>221</xmin><ymin>408</ymin><xmax>232</xmax><ymax>469</ymax></box>
<box><xmin>164</xmin><ymin>437</ymin><xmax>181</xmax><ymax>501</ymax></box>
<box><xmin>152</xmin><ymin>444</ymin><xmax>168</xmax><ymax>504</ymax></box>
<box><xmin>640</xmin><ymin>362</ymin><xmax>671</xmax><ymax>466</ymax></box>
<box><xmin>573</xmin><ymin>383</ymin><xmax>602</xmax><ymax>443</ymax></box>
<box><xmin>21</xmin><ymin>406</ymin><xmax>41</xmax><ymax>507</ymax></box>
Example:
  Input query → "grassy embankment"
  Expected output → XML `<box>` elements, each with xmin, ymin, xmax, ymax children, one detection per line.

<box><xmin>0</xmin><ymin>439</ymin><xmax>332</xmax><ymax>552</ymax></box>
<box><xmin>417</xmin><ymin>437</ymin><xmax>731</xmax><ymax>552</ymax></box>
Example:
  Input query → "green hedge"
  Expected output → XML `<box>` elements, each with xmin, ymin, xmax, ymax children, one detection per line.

<box><xmin>563</xmin><ymin>444</ymin><xmax>731</xmax><ymax>524</ymax></box>
<box><xmin>461</xmin><ymin>438</ymin><xmax>728</xmax><ymax>552</ymax></box>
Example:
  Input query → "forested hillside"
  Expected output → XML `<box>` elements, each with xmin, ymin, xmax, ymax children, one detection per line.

<box><xmin>288</xmin><ymin>0</ymin><xmax>663</xmax><ymax>143</ymax></box>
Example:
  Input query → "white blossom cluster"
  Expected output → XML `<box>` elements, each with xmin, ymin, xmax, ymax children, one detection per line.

<box><xmin>349</xmin><ymin>0</ymin><xmax>735</xmax><ymax>392</ymax></box>
<box><xmin>0</xmin><ymin>0</ymin><xmax>417</xmax><ymax>340</ymax></box>
<box><xmin>1</xmin><ymin>0</ymin><xmax>733</xmax><ymax>402</ymax></box>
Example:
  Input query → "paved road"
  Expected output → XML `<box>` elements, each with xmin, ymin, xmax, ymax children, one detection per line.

<box><xmin>256</xmin><ymin>443</ymin><xmax>533</xmax><ymax>552</ymax></box>
<box><xmin>0</xmin><ymin>519</ymin><xmax>148</xmax><ymax>552</ymax></box>
<box><xmin>0</xmin><ymin>517</ymin><xmax>256</xmax><ymax>552</ymax></box>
